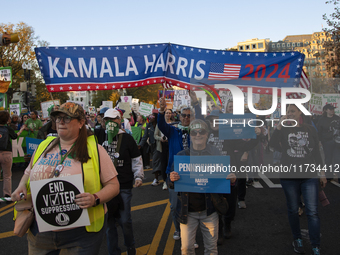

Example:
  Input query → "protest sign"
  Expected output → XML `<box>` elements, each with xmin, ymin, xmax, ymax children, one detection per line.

<box><xmin>30</xmin><ymin>174</ymin><xmax>90</xmax><ymax>232</ymax></box>
<box><xmin>119</xmin><ymin>102</ymin><xmax>132</xmax><ymax>118</ymax></box>
<box><xmin>102</xmin><ymin>101</ymin><xmax>113</xmax><ymax>109</ymax></box>
<box><xmin>88</xmin><ymin>106</ymin><xmax>96</xmax><ymax>114</ymax></box>
<box><xmin>322</xmin><ymin>94</ymin><xmax>340</xmax><ymax>115</ymax></box>
<box><xmin>157</xmin><ymin>90</ymin><xmax>174</xmax><ymax>109</ymax></box>
<box><xmin>174</xmin><ymin>155</ymin><xmax>230</xmax><ymax>193</ymax></box>
<box><xmin>0</xmin><ymin>66</ymin><xmax>12</xmax><ymax>93</ymax></box>
<box><xmin>218</xmin><ymin>113</ymin><xmax>257</xmax><ymax>140</ymax></box>
<box><xmin>41</xmin><ymin>100</ymin><xmax>60</xmax><ymax>118</ymax></box>
<box><xmin>66</xmin><ymin>100</ymin><xmax>85</xmax><ymax>109</ymax></box>
<box><xmin>9</xmin><ymin>103</ymin><xmax>21</xmax><ymax>116</ymax></box>
<box><xmin>120</xmin><ymin>96</ymin><xmax>132</xmax><ymax>106</ymax></box>
<box><xmin>131</xmin><ymin>98</ymin><xmax>139</xmax><ymax>112</ymax></box>
<box><xmin>139</xmin><ymin>102</ymin><xmax>153</xmax><ymax>116</ymax></box>
<box><xmin>309</xmin><ymin>93</ymin><xmax>323</xmax><ymax>115</ymax></box>
<box><xmin>26</xmin><ymin>137</ymin><xmax>43</xmax><ymax>155</ymax></box>
<box><xmin>173</xmin><ymin>90</ymin><xmax>190</xmax><ymax>110</ymax></box>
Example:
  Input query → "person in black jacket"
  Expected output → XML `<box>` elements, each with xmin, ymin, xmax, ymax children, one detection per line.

<box><xmin>0</xmin><ymin>111</ymin><xmax>18</xmax><ymax>198</ymax></box>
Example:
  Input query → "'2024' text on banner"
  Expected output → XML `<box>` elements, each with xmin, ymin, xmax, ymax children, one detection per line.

<box><xmin>35</xmin><ymin>43</ymin><xmax>305</xmax><ymax>92</ymax></box>
<box><xmin>174</xmin><ymin>155</ymin><xmax>231</xmax><ymax>194</ymax></box>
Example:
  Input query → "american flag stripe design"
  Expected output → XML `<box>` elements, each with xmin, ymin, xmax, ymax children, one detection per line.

<box><xmin>208</xmin><ymin>63</ymin><xmax>241</xmax><ymax>80</ymax></box>
<box><xmin>288</xmin><ymin>70</ymin><xmax>310</xmax><ymax>99</ymax></box>
<box><xmin>162</xmin><ymin>82</ymin><xmax>173</xmax><ymax>89</ymax></box>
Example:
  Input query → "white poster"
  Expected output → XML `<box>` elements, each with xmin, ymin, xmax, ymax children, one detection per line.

<box><xmin>120</xmin><ymin>96</ymin><xmax>132</xmax><ymax>106</ymax></box>
<box><xmin>322</xmin><ymin>94</ymin><xmax>340</xmax><ymax>115</ymax></box>
<box><xmin>139</xmin><ymin>102</ymin><xmax>153</xmax><ymax>117</ymax></box>
<box><xmin>102</xmin><ymin>101</ymin><xmax>113</xmax><ymax>109</ymax></box>
<box><xmin>131</xmin><ymin>98</ymin><xmax>139</xmax><ymax>112</ymax></box>
<box><xmin>88</xmin><ymin>106</ymin><xmax>96</xmax><ymax>114</ymax></box>
<box><xmin>41</xmin><ymin>100</ymin><xmax>60</xmax><ymax>118</ymax></box>
<box><xmin>9</xmin><ymin>103</ymin><xmax>21</xmax><ymax>116</ymax></box>
<box><xmin>119</xmin><ymin>102</ymin><xmax>132</xmax><ymax>118</ymax></box>
<box><xmin>30</xmin><ymin>174</ymin><xmax>90</xmax><ymax>232</ymax></box>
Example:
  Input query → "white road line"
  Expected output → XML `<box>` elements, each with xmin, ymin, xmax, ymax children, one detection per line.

<box><xmin>258</xmin><ymin>173</ymin><xmax>282</xmax><ymax>188</ymax></box>
<box><xmin>330</xmin><ymin>180</ymin><xmax>340</xmax><ymax>188</ymax></box>
<box><xmin>252</xmin><ymin>181</ymin><xmax>263</xmax><ymax>188</ymax></box>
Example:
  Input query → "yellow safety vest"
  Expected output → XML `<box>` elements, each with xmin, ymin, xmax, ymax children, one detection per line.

<box><xmin>134</xmin><ymin>122</ymin><xmax>146</xmax><ymax>137</ymax></box>
<box><xmin>14</xmin><ymin>135</ymin><xmax>104</xmax><ymax>232</ymax></box>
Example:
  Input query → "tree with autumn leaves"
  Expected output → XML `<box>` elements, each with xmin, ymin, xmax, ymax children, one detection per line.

<box><xmin>0</xmin><ymin>22</ymin><xmax>68</xmax><ymax>110</ymax></box>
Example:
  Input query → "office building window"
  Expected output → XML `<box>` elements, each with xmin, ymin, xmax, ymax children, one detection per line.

<box><xmin>323</xmin><ymin>73</ymin><xmax>326</xmax><ymax>77</ymax></box>
<box><xmin>252</xmin><ymin>44</ymin><xmax>257</xmax><ymax>49</ymax></box>
<box><xmin>297</xmin><ymin>42</ymin><xmax>300</xmax><ymax>46</ymax></box>
<box><xmin>282</xmin><ymin>43</ymin><xmax>285</xmax><ymax>47</ymax></box>
<box><xmin>272</xmin><ymin>44</ymin><xmax>275</xmax><ymax>48</ymax></box>
<box><xmin>239</xmin><ymin>46</ymin><xmax>244</xmax><ymax>51</ymax></box>
<box><xmin>277</xmin><ymin>43</ymin><xmax>280</xmax><ymax>47</ymax></box>
<box><xmin>245</xmin><ymin>45</ymin><xmax>250</xmax><ymax>50</ymax></box>
<box><xmin>287</xmin><ymin>43</ymin><xmax>290</xmax><ymax>47</ymax></box>
<box><xmin>258</xmin><ymin>43</ymin><xmax>263</xmax><ymax>48</ymax></box>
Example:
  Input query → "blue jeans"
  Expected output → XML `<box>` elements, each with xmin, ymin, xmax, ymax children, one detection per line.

<box><xmin>280</xmin><ymin>178</ymin><xmax>320</xmax><ymax>247</ymax></box>
<box><xmin>106</xmin><ymin>189</ymin><xmax>135</xmax><ymax>255</ymax></box>
<box><xmin>169</xmin><ymin>187</ymin><xmax>181</xmax><ymax>233</ymax></box>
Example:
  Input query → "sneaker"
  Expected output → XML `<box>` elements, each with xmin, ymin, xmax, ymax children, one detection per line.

<box><xmin>224</xmin><ymin>222</ymin><xmax>232</xmax><ymax>239</ymax></box>
<box><xmin>162</xmin><ymin>182</ymin><xmax>168</xmax><ymax>190</ymax></box>
<box><xmin>173</xmin><ymin>231</ymin><xmax>180</xmax><ymax>240</ymax></box>
<box><xmin>194</xmin><ymin>243</ymin><xmax>199</xmax><ymax>249</ymax></box>
<box><xmin>151</xmin><ymin>179</ymin><xmax>160</xmax><ymax>186</ymax></box>
<box><xmin>311</xmin><ymin>247</ymin><xmax>320</xmax><ymax>255</ymax></box>
<box><xmin>292</xmin><ymin>239</ymin><xmax>305</xmax><ymax>254</ymax></box>
<box><xmin>238</xmin><ymin>201</ymin><xmax>246</xmax><ymax>209</ymax></box>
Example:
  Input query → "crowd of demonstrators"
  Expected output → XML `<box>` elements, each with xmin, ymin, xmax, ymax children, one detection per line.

<box><xmin>11</xmin><ymin>102</ymin><xmax>120</xmax><ymax>254</ymax></box>
<box><xmin>2</xmin><ymin>94</ymin><xmax>340</xmax><ymax>255</ymax></box>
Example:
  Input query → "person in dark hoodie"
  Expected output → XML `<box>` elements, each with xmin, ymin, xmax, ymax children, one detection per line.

<box><xmin>37</xmin><ymin>104</ymin><xmax>59</xmax><ymax>139</ymax></box>
<box><xmin>316</xmin><ymin>104</ymin><xmax>340</xmax><ymax>180</ymax></box>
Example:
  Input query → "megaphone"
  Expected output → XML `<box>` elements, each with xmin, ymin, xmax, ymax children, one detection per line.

<box><xmin>0</xmin><ymin>33</ymin><xmax>19</xmax><ymax>46</ymax></box>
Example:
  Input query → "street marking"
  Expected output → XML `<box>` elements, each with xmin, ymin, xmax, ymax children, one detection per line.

<box><xmin>122</xmin><ymin>245</ymin><xmax>150</xmax><ymax>255</ymax></box>
<box><xmin>0</xmin><ymin>203</ymin><xmax>14</xmax><ymax>213</ymax></box>
<box><xmin>258</xmin><ymin>173</ymin><xmax>282</xmax><ymax>188</ymax></box>
<box><xmin>0</xmin><ymin>231</ymin><xmax>15</xmax><ymax>239</ymax></box>
<box><xmin>147</xmin><ymin>202</ymin><xmax>171</xmax><ymax>254</ymax></box>
<box><xmin>0</xmin><ymin>208</ymin><xmax>13</xmax><ymax>218</ymax></box>
<box><xmin>142</xmin><ymin>180</ymin><xmax>164</xmax><ymax>187</ymax></box>
<box><xmin>164</xmin><ymin>223</ymin><xmax>176</xmax><ymax>255</ymax></box>
<box><xmin>132</xmin><ymin>199</ymin><xmax>168</xmax><ymax>211</ymax></box>
<box><xmin>252</xmin><ymin>181</ymin><xmax>263</xmax><ymax>188</ymax></box>
<box><xmin>330</xmin><ymin>180</ymin><xmax>340</xmax><ymax>188</ymax></box>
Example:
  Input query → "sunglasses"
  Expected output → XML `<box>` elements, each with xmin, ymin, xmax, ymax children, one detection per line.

<box><xmin>56</xmin><ymin>116</ymin><xmax>75</xmax><ymax>124</ymax></box>
<box><xmin>190</xmin><ymin>129</ymin><xmax>208</xmax><ymax>136</ymax></box>
<box><xmin>181</xmin><ymin>114</ymin><xmax>192</xmax><ymax>118</ymax></box>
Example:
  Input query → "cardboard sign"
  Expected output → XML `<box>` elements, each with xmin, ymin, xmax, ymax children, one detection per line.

<box><xmin>30</xmin><ymin>174</ymin><xmax>90</xmax><ymax>232</ymax></box>
<box><xmin>119</xmin><ymin>102</ymin><xmax>132</xmax><ymax>118</ymax></box>
<box><xmin>174</xmin><ymin>155</ymin><xmax>230</xmax><ymax>193</ymax></box>
<box><xmin>132</xmin><ymin>98</ymin><xmax>139</xmax><ymax>112</ymax></box>
<box><xmin>120</xmin><ymin>96</ymin><xmax>132</xmax><ymax>106</ymax></box>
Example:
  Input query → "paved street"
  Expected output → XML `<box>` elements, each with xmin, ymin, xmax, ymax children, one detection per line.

<box><xmin>1</xmin><ymin>154</ymin><xmax>340</xmax><ymax>255</ymax></box>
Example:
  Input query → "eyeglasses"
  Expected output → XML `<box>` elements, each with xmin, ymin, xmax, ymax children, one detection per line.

<box><xmin>181</xmin><ymin>114</ymin><xmax>192</xmax><ymax>118</ymax></box>
<box><xmin>190</xmin><ymin>129</ymin><xmax>208</xmax><ymax>136</ymax></box>
<box><xmin>56</xmin><ymin>116</ymin><xmax>75</xmax><ymax>124</ymax></box>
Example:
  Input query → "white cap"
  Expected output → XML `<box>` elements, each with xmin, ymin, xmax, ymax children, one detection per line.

<box><xmin>103</xmin><ymin>109</ymin><xmax>121</xmax><ymax>119</ymax></box>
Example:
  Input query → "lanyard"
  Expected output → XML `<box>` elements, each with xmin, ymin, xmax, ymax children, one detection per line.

<box><xmin>50</xmin><ymin>142</ymin><xmax>75</xmax><ymax>178</ymax></box>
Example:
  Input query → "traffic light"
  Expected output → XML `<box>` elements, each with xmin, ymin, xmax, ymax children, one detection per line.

<box><xmin>0</xmin><ymin>33</ymin><xmax>19</xmax><ymax>46</ymax></box>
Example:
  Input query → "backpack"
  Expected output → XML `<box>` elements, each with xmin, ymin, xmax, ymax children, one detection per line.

<box><xmin>0</xmin><ymin>126</ymin><xmax>9</xmax><ymax>151</ymax></box>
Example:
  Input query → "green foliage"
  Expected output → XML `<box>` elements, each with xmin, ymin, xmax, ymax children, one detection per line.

<box><xmin>125</xmin><ymin>83</ymin><xmax>163</xmax><ymax>105</ymax></box>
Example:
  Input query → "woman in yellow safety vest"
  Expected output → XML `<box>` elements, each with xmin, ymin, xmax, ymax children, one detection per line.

<box><xmin>12</xmin><ymin>102</ymin><xmax>120</xmax><ymax>254</ymax></box>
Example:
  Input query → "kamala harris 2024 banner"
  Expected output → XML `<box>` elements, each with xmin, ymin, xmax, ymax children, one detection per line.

<box><xmin>35</xmin><ymin>43</ymin><xmax>305</xmax><ymax>92</ymax></box>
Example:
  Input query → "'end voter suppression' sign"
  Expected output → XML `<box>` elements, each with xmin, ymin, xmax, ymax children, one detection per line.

<box><xmin>30</xmin><ymin>174</ymin><xmax>90</xmax><ymax>232</ymax></box>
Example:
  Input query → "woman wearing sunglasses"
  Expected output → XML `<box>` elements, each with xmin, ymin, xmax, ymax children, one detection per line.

<box><xmin>170</xmin><ymin>119</ymin><xmax>236</xmax><ymax>255</ymax></box>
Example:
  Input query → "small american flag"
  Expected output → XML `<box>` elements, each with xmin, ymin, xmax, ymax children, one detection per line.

<box><xmin>287</xmin><ymin>70</ymin><xmax>310</xmax><ymax>99</ymax></box>
<box><xmin>208</xmin><ymin>63</ymin><xmax>241</xmax><ymax>81</ymax></box>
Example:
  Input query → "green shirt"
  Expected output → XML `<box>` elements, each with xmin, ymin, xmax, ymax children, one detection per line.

<box><xmin>25</xmin><ymin>118</ymin><xmax>43</xmax><ymax>138</ymax></box>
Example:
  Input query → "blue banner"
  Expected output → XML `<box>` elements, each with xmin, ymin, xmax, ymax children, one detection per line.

<box><xmin>174</xmin><ymin>155</ymin><xmax>231</xmax><ymax>194</ymax></box>
<box><xmin>26</xmin><ymin>137</ymin><xmax>43</xmax><ymax>155</ymax></box>
<box><xmin>35</xmin><ymin>43</ymin><xmax>305</xmax><ymax>92</ymax></box>
<box><xmin>218</xmin><ymin>113</ymin><xmax>257</xmax><ymax>140</ymax></box>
